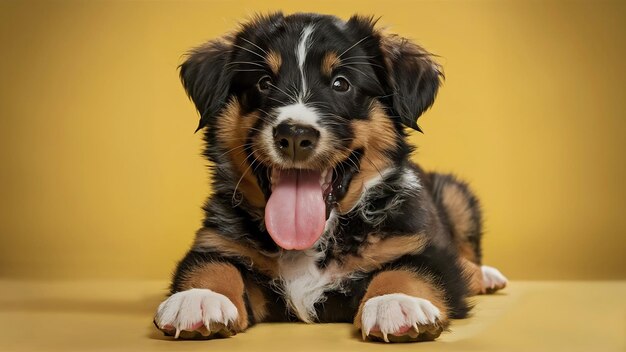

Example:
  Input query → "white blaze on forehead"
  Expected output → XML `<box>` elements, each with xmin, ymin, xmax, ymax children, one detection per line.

<box><xmin>296</xmin><ymin>25</ymin><xmax>315</xmax><ymax>102</ymax></box>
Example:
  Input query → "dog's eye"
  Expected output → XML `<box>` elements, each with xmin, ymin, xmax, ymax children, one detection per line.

<box><xmin>257</xmin><ymin>75</ymin><xmax>272</xmax><ymax>93</ymax></box>
<box><xmin>332</xmin><ymin>77</ymin><xmax>350</xmax><ymax>92</ymax></box>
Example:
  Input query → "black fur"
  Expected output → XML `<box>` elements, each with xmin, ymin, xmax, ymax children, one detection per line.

<box><xmin>180</xmin><ymin>40</ymin><xmax>233</xmax><ymax>131</ymax></box>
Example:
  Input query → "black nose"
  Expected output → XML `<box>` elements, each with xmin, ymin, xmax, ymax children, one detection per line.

<box><xmin>273</xmin><ymin>122</ymin><xmax>320</xmax><ymax>162</ymax></box>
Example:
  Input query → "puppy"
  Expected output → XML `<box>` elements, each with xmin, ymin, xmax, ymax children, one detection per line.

<box><xmin>154</xmin><ymin>12</ymin><xmax>508</xmax><ymax>343</ymax></box>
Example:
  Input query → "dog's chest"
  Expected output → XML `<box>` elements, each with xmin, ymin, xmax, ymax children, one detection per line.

<box><xmin>277</xmin><ymin>250</ymin><xmax>346</xmax><ymax>323</ymax></box>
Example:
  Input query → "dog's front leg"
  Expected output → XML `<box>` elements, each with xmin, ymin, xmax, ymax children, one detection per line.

<box><xmin>354</xmin><ymin>269</ymin><xmax>449</xmax><ymax>343</ymax></box>
<box><xmin>154</xmin><ymin>250</ymin><xmax>251</xmax><ymax>339</ymax></box>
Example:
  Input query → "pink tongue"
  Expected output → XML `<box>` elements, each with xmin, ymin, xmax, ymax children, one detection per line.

<box><xmin>265</xmin><ymin>169</ymin><xmax>326</xmax><ymax>250</ymax></box>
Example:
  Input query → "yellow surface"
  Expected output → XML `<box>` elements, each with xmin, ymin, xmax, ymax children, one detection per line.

<box><xmin>0</xmin><ymin>280</ymin><xmax>623</xmax><ymax>352</ymax></box>
<box><xmin>1</xmin><ymin>0</ymin><xmax>626</xmax><ymax>281</ymax></box>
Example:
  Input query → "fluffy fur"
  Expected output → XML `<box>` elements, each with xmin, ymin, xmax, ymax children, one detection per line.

<box><xmin>154</xmin><ymin>12</ymin><xmax>507</xmax><ymax>343</ymax></box>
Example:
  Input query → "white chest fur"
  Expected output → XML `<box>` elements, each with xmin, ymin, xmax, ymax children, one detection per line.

<box><xmin>277</xmin><ymin>249</ymin><xmax>343</xmax><ymax>323</ymax></box>
<box><xmin>274</xmin><ymin>209</ymin><xmax>345</xmax><ymax>323</ymax></box>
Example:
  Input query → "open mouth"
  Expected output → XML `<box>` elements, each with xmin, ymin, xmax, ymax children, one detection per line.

<box><xmin>260</xmin><ymin>150</ymin><xmax>362</xmax><ymax>251</ymax></box>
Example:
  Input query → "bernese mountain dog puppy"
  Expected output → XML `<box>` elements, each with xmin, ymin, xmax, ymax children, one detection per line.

<box><xmin>154</xmin><ymin>12</ymin><xmax>508</xmax><ymax>343</ymax></box>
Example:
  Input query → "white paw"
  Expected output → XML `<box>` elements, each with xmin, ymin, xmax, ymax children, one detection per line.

<box><xmin>361</xmin><ymin>293</ymin><xmax>442</xmax><ymax>342</ymax></box>
<box><xmin>154</xmin><ymin>288</ymin><xmax>238</xmax><ymax>339</ymax></box>
<box><xmin>481</xmin><ymin>265</ymin><xmax>508</xmax><ymax>292</ymax></box>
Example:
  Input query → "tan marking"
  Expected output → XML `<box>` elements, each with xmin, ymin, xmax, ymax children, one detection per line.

<box><xmin>216</xmin><ymin>99</ymin><xmax>266</xmax><ymax>208</ymax></box>
<box><xmin>441</xmin><ymin>182</ymin><xmax>476</xmax><ymax>262</ymax></box>
<box><xmin>441</xmin><ymin>183</ymin><xmax>472</xmax><ymax>237</ymax></box>
<box><xmin>179</xmin><ymin>262</ymin><xmax>249</xmax><ymax>332</ymax></box>
<box><xmin>321</xmin><ymin>51</ymin><xmax>340</xmax><ymax>76</ymax></box>
<box><xmin>244</xmin><ymin>279</ymin><xmax>268</xmax><ymax>322</ymax></box>
<box><xmin>339</xmin><ymin>234</ymin><xmax>427</xmax><ymax>274</ymax></box>
<box><xmin>338</xmin><ymin>103</ymin><xmax>397</xmax><ymax>212</ymax></box>
<box><xmin>458</xmin><ymin>243</ymin><xmax>477</xmax><ymax>264</ymax></box>
<box><xmin>459</xmin><ymin>257</ymin><xmax>484</xmax><ymax>296</ymax></box>
<box><xmin>354</xmin><ymin>269</ymin><xmax>449</xmax><ymax>330</ymax></box>
<box><xmin>193</xmin><ymin>228</ymin><xmax>279</xmax><ymax>277</ymax></box>
<box><xmin>266</xmin><ymin>50</ymin><xmax>282</xmax><ymax>75</ymax></box>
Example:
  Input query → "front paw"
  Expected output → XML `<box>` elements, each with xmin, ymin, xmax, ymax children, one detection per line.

<box><xmin>154</xmin><ymin>288</ymin><xmax>239</xmax><ymax>339</ymax></box>
<box><xmin>360</xmin><ymin>293</ymin><xmax>444</xmax><ymax>343</ymax></box>
<box><xmin>481</xmin><ymin>265</ymin><xmax>508</xmax><ymax>294</ymax></box>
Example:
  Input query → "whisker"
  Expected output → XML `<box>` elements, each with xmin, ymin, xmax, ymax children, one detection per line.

<box><xmin>267</xmin><ymin>96</ymin><xmax>290</xmax><ymax>106</ymax></box>
<box><xmin>230</xmin><ymin>69</ymin><xmax>267</xmax><ymax>73</ymax></box>
<box><xmin>306</xmin><ymin>101</ymin><xmax>331</xmax><ymax>108</ymax></box>
<box><xmin>340</xmin><ymin>55</ymin><xmax>376</xmax><ymax>60</ymax></box>
<box><xmin>217</xmin><ymin>143</ymin><xmax>251</xmax><ymax>158</ymax></box>
<box><xmin>336</xmin><ymin>36</ymin><xmax>371</xmax><ymax>61</ymax></box>
<box><xmin>240</xmin><ymin>37</ymin><xmax>269</xmax><ymax>56</ymax></box>
<box><xmin>225</xmin><ymin>61</ymin><xmax>266</xmax><ymax>68</ymax></box>
<box><xmin>232</xmin><ymin>149</ymin><xmax>262</xmax><ymax>206</ymax></box>
<box><xmin>288</xmin><ymin>85</ymin><xmax>299</xmax><ymax>100</ymax></box>
<box><xmin>231</xmin><ymin>44</ymin><xmax>266</xmax><ymax>60</ymax></box>
<box><xmin>255</xmin><ymin>112</ymin><xmax>274</xmax><ymax>125</ymax></box>
<box><xmin>338</xmin><ymin>61</ymin><xmax>385</xmax><ymax>69</ymax></box>
<box><xmin>342</xmin><ymin>66</ymin><xmax>377</xmax><ymax>81</ymax></box>
<box><xmin>268</xmin><ymin>82</ymin><xmax>298</xmax><ymax>103</ymax></box>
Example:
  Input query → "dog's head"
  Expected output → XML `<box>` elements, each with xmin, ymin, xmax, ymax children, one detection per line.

<box><xmin>181</xmin><ymin>13</ymin><xmax>442</xmax><ymax>250</ymax></box>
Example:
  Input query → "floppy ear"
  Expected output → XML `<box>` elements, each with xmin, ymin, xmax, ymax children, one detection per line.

<box><xmin>379</xmin><ymin>34</ymin><xmax>443</xmax><ymax>132</ymax></box>
<box><xmin>179</xmin><ymin>37</ymin><xmax>233</xmax><ymax>132</ymax></box>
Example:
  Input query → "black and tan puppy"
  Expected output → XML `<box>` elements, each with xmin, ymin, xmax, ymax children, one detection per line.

<box><xmin>154</xmin><ymin>12</ymin><xmax>508</xmax><ymax>343</ymax></box>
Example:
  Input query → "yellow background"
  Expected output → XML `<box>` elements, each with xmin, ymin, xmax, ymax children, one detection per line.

<box><xmin>1</xmin><ymin>0</ymin><xmax>624</xmax><ymax>281</ymax></box>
